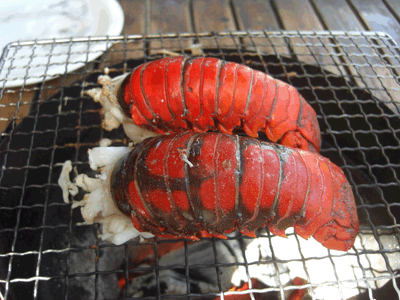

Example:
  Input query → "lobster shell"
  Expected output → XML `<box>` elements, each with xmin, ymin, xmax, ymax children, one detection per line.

<box><xmin>110</xmin><ymin>132</ymin><xmax>359</xmax><ymax>251</ymax></box>
<box><xmin>119</xmin><ymin>56</ymin><xmax>321</xmax><ymax>152</ymax></box>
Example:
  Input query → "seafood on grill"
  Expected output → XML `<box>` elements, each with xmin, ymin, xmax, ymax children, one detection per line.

<box><xmin>85</xmin><ymin>56</ymin><xmax>321</xmax><ymax>152</ymax></box>
<box><xmin>59</xmin><ymin>132</ymin><xmax>358</xmax><ymax>251</ymax></box>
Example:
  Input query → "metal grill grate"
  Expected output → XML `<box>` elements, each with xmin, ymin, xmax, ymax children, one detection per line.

<box><xmin>1</xmin><ymin>31</ymin><xmax>400</xmax><ymax>300</ymax></box>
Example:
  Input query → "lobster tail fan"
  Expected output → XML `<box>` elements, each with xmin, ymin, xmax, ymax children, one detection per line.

<box><xmin>296</xmin><ymin>97</ymin><xmax>321</xmax><ymax>152</ymax></box>
<box><xmin>312</xmin><ymin>165</ymin><xmax>359</xmax><ymax>251</ymax></box>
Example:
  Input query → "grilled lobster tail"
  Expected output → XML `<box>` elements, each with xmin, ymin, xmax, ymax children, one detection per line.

<box><xmin>110</xmin><ymin>132</ymin><xmax>358</xmax><ymax>251</ymax></box>
<box><xmin>118</xmin><ymin>56</ymin><xmax>321</xmax><ymax>152</ymax></box>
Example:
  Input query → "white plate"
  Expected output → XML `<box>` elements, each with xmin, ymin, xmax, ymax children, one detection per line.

<box><xmin>0</xmin><ymin>0</ymin><xmax>124</xmax><ymax>87</ymax></box>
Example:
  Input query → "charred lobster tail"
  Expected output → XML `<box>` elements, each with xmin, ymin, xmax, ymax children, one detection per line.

<box><xmin>117</xmin><ymin>73</ymin><xmax>132</xmax><ymax>117</ymax></box>
<box><xmin>108</xmin><ymin>132</ymin><xmax>359</xmax><ymax>251</ymax></box>
<box><xmin>110</xmin><ymin>138</ymin><xmax>154</xmax><ymax>218</ymax></box>
<box><xmin>110</xmin><ymin>154</ymin><xmax>132</xmax><ymax>218</ymax></box>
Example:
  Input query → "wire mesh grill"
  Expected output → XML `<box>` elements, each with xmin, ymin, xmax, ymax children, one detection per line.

<box><xmin>0</xmin><ymin>30</ymin><xmax>400</xmax><ymax>300</ymax></box>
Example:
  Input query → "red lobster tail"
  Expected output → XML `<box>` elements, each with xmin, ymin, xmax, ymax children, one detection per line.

<box><xmin>289</xmin><ymin>150</ymin><xmax>358</xmax><ymax>251</ymax></box>
<box><xmin>118</xmin><ymin>56</ymin><xmax>321</xmax><ymax>152</ymax></box>
<box><xmin>109</xmin><ymin>133</ymin><xmax>357</xmax><ymax>251</ymax></box>
<box><xmin>295</xmin><ymin>95</ymin><xmax>321</xmax><ymax>152</ymax></box>
<box><xmin>312</xmin><ymin>164</ymin><xmax>359</xmax><ymax>251</ymax></box>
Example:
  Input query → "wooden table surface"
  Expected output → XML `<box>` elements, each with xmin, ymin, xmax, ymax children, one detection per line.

<box><xmin>1</xmin><ymin>0</ymin><xmax>400</xmax><ymax>134</ymax></box>
<box><xmin>116</xmin><ymin>0</ymin><xmax>400</xmax><ymax>44</ymax></box>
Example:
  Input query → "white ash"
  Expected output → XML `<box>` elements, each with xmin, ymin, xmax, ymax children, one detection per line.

<box><xmin>236</xmin><ymin>228</ymin><xmax>400</xmax><ymax>300</ymax></box>
<box><xmin>128</xmin><ymin>229</ymin><xmax>400</xmax><ymax>299</ymax></box>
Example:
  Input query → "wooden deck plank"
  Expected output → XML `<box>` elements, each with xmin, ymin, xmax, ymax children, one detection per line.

<box><xmin>315</xmin><ymin>0</ymin><xmax>400</xmax><ymax>112</ymax></box>
<box><xmin>148</xmin><ymin>0</ymin><xmax>192</xmax><ymax>55</ymax></box>
<box><xmin>233</xmin><ymin>0</ymin><xmax>279</xmax><ymax>30</ymax></box>
<box><xmin>385</xmin><ymin>0</ymin><xmax>400</xmax><ymax>31</ymax></box>
<box><xmin>232</xmin><ymin>0</ymin><xmax>290</xmax><ymax>57</ymax></box>
<box><xmin>149</xmin><ymin>0</ymin><xmax>191</xmax><ymax>34</ymax></box>
<box><xmin>274</xmin><ymin>0</ymin><xmax>343</xmax><ymax>76</ymax></box>
<box><xmin>378</xmin><ymin>0</ymin><xmax>400</xmax><ymax>63</ymax></box>
<box><xmin>312</xmin><ymin>0</ymin><xmax>363</xmax><ymax>31</ymax></box>
<box><xmin>347</xmin><ymin>0</ymin><xmax>400</xmax><ymax>74</ymax></box>
<box><xmin>313</xmin><ymin>0</ymin><xmax>389</xmax><ymax>83</ymax></box>
<box><xmin>119</xmin><ymin>0</ymin><xmax>147</xmax><ymax>35</ymax></box>
<box><xmin>98</xmin><ymin>0</ymin><xmax>146</xmax><ymax>71</ymax></box>
<box><xmin>349</xmin><ymin>0</ymin><xmax>400</xmax><ymax>44</ymax></box>
<box><xmin>275</xmin><ymin>0</ymin><xmax>324</xmax><ymax>31</ymax></box>
<box><xmin>192</xmin><ymin>0</ymin><xmax>238</xmax><ymax>49</ymax></box>
<box><xmin>112</xmin><ymin>0</ymin><xmax>147</xmax><ymax>63</ymax></box>
<box><xmin>192</xmin><ymin>0</ymin><xmax>236</xmax><ymax>33</ymax></box>
<box><xmin>0</xmin><ymin>88</ymin><xmax>33</xmax><ymax>135</ymax></box>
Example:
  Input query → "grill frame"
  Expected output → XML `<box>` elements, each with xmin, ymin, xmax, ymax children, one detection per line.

<box><xmin>0</xmin><ymin>30</ymin><xmax>400</xmax><ymax>300</ymax></box>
